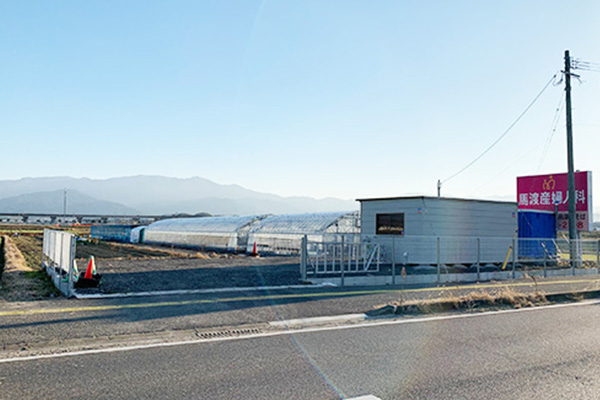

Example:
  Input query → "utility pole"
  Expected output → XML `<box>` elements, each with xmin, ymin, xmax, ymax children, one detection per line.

<box><xmin>564</xmin><ymin>50</ymin><xmax>578</xmax><ymax>269</ymax></box>
<box><xmin>63</xmin><ymin>188</ymin><xmax>67</xmax><ymax>216</ymax></box>
<box><xmin>437</xmin><ymin>179</ymin><xmax>441</xmax><ymax>197</ymax></box>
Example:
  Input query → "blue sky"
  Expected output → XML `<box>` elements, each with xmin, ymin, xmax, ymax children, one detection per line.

<box><xmin>1</xmin><ymin>1</ymin><xmax>599</xmax><ymax>208</ymax></box>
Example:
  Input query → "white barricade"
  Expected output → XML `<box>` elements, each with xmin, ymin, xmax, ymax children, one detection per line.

<box><xmin>42</xmin><ymin>229</ymin><xmax>76</xmax><ymax>296</ymax></box>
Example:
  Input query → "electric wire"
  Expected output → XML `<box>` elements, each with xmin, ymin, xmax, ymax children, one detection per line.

<box><xmin>468</xmin><ymin>140</ymin><xmax>545</xmax><ymax>195</ymax></box>
<box><xmin>572</xmin><ymin>59</ymin><xmax>600</xmax><ymax>72</ymax></box>
<box><xmin>537</xmin><ymin>91</ymin><xmax>565</xmax><ymax>171</ymax></box>
<box><xmin>469</xmin><ymin>89</ymin><xmax>564</xmax><ymax>194</ymax></box>
<box><xmin>442</xmin><ymin>73</ymin><xmax>558</xmax><ymax>184</ymax></box>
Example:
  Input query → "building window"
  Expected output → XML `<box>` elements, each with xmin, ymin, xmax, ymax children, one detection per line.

<box><xmin>376</xmin><ymin>213</ymin><xmax>404</xmax><ymax>235</ymax></box>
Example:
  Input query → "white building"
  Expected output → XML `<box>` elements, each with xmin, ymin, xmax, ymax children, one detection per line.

<box><xmin>358</xmin><ymin>196</ymin><xmax>517</xmax><ymax>265</ymax></box>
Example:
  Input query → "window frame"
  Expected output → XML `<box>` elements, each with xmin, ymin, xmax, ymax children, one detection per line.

<box><xmin>375</xmin><ymin>213</ymin><xmax>405</xmax><ymax>235</ymax></box>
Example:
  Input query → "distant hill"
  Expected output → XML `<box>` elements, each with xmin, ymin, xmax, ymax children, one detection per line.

<box><xmin>0</xmin><ymin>176</ymin><xmax>357</xmax><ymax>215</ymax></box>
<box><xmin>0</xmin><ymin>189</ymin><xmax>138</xmax><ymax>215</ymax></box>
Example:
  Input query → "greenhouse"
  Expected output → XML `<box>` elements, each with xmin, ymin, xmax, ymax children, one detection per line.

<box><xmin>140</xmin><ymin>211</ymin><xmax>360</xmax><ymax>254</ymax></box>
<box><xmin>91</xmin><ymin>225</ymin><xmax>136</xmax><ymax>243</ymax></box>
<box><xmin>130</xmin><ymin>226</ymin><xmax>147</xmax><ymax>244</ymax></box>
<box><xmin>247</xmin><ymin>211</ymin><xmax>360</xmax><ymax>255</ymax></box>
<box><xmin>142</xmin><ymin>215</ymin><xmax>266</xmax><ymax>252</ymax></box>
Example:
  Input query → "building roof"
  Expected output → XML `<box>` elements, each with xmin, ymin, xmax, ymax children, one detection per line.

<box><xmin>146</xmin><ymin>215</ymin><xmax>265</xmax><ymax>234</ymax></box>
<box><xmin>356</xmin><ymin>195</ymin><xmax>516</xmax><ymax>205</ymax></box>
<box><xmin>249</xmin><ymin>211</ymin><xmax>358</xmax><ymax>234</ymax></box>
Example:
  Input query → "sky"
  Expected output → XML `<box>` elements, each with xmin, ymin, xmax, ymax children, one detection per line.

<box><xmin>1</xmin><ymin>1</ymin><xmax>600</xmax><ymax>208</ymax></box>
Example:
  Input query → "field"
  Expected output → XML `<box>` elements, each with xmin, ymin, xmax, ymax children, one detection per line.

<box><xmin>0</xmin><ymin>223</ymin><xmax>90</xmax><ymax>237</ymax></box>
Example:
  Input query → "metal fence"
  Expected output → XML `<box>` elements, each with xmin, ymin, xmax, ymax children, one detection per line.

<box><xmin>42</xmin><ymin>229</ymin><xmax>76</xmax><ymax>296</ymax></box>
<box><xmin>300</xmin><ymin>235</ymin><xmax>381</xmax><ymax>281</ymax></box>
<box><xmin>251</xmin><ymin>233</ymin><xmax>362</xmax><ymax>256</ymax></box>
<box><xmin>301</xmin><ymin>235</ymin><xmax>600</xmax><ymax>284</ymax></box>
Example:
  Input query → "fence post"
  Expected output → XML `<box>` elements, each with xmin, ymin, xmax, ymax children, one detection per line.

<box><xmin>340</xmin><ymin>236</ymin><xmax>345</xmax><ymax>287</ymax></box>
<box><xmin>68</xmin><ymin>235</ymin><xmax>76</xmax><ymax>297</ymax></box>
<box><xmin>511</xmin><ymin>237</ymin><xmax>516</xmax><ymax>279</ymax></box>
<box><xmin>348</xmin><ymin>238</ymin><xmax>352</xmax><ymax>272</ymax></box>
<box><xmin>543</xmin><ymin>244</ymin><xmax>548</xmax><ymax>278</ymax></box>
<box><xmin>597</xmin><ymin>240</ymin><xmax>600</xmax><ymax>274</ymax></box>
<box><xmin>330</xmin><ymin>243</ymin><xmax>334</xmax><ymax>273</ymax></box>
<box><xmin>437</xmin><ymin>237</ymin><xmax>441</xmax><ymax>284</ymax></box>
<box><xmin>571</xmin><ymin>237</ymin><xmax>576</xmax><ymax>276</ymax></box>
<box><xmin>476</xmin><ymin>238</ymin><xmax>481</xmax><ymax>281</ymax></box>
<box><xmin>391</xmin><ymin>235</ymin><xmax>396</xmax><ymax>285</ymax></box>
<box><xmin>300</xmin><ymin>235</ymin><xmax>307</xmax><ymax>281</ymax></box>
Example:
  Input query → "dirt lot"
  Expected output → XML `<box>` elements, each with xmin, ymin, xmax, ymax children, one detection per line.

<box><xmin>75</xmin><ymin>239</ymin><xmax>208</xmax><ymax>260</ymax></box>
<box><xmin>94</xmin><ymin>256</ymin><xmax>301</xmax><ymax>293</ymax></box>
<box><xmin>1</xmin><ymin>233</ymin><xmax>302</xmax><ymax>298</ymax></box>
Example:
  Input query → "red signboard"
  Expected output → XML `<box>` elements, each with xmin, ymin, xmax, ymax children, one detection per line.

<box><xmin>517</xmin><ymin>171</ymin><xmax>593</xmax><ymax>231</ymax></box>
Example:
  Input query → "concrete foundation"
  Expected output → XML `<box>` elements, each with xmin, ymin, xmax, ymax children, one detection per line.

<box><xmin>308</xmin><ymin>268</ymin><xmax>600</xmax><ymax>287</ymax></box>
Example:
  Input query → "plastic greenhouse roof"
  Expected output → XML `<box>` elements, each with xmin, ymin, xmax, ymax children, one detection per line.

<box><xmin>248</xmin><ymin>211</ymin><xmax>358</xmax><ymax>234</ymax></box>
<box><xmin>146</xmin><ymin>215</ymin><xmax>264</xmax><ymax>233</ymax></box>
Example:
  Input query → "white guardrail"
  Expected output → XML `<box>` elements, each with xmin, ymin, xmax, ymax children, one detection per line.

<box><xmin>42</xmin><ymin>229</ymin><xmax>76</xmax><ymax>296</ymax></box>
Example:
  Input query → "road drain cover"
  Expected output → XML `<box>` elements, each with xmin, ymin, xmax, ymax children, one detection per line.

<box><xmin>196</xmin><ymin>328</ymin><xmax>261</xmax><ymax>339</ymax></box>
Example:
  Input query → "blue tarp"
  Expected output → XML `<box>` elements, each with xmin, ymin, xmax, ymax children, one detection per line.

<box><xmin>518</xmin><ymin>211</ymin><xmax>556</xmax><ymax>259</ymax></box>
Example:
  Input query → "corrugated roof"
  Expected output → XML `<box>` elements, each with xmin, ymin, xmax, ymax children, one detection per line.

<box><xmin>146</xmin><ymin>215</ymin><xmax>265</xmax><ymax>234</ymax></box>
<box><xmin>356</xmin><ymin>196</ymin><xmax>516</xmax><ymax>205</ymax></box>
<box><xmin>249</xmin><ymin>211</ymin><xmax>358</xmax><ymax>234</ymax></box>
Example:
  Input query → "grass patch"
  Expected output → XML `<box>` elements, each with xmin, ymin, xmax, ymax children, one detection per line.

<box><xmin>0</xmin><ymin>235</ymin><xmax>60</xmax><ymax>301</ymax></box>
<box><xmin>368</xmin><ymin>287</ymin><xmax>549</xmax><ymax>317</ymax></box>
<box><xmin>22</xmin><ymin>269</ymin><xmax>62</xmax><ymax>297</ymax></box>
<box><xmin>0</xmin><ymin>224</ymin><xmax>90</xmax><ymax>237</ymax></box>
<box><xmin>11</xmin><ymin>235</ymin><xmax>43</xmax><ymax>268</ymax></box>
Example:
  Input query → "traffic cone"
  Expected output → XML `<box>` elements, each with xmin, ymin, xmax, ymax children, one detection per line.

<box><xmin>250</xmin><ymin>242</ymin><xmax>258</xmax><ymax>257</ymax></box>
<box><xmin>84</xmin><ymin>256</ymin><xmax>95</xmax><ymax>280</ymax></box>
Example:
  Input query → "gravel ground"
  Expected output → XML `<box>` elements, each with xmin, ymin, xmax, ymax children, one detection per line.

<box><xmin>90</xmin><ymin>256</ymin><xmax>302</xmax><ymax>293</ymax></box>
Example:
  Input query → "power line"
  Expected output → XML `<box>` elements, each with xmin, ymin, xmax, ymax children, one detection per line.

<box><xmin>537</xmin><ymin>91</ymin><xmax>565</xmax><ymax>171</ymax></box>
<box><xmin>572</xmin><ymin>58</ymin><xmax>600</xmax><ymax>66</ymax></box>
<box><xmin>469</xmin><ymin>140</ymin><xmax>544</xmax><ymax>195</ymax></box>
<box><xmin>572</xmin><ymin>59</ymin><xmax>600</xmax><ymax>72</ymax></box>
<box><xmin>469</xmin><ymin>90</ymin><xmax>565</xmax><ymax>194</ymax></box>
<box><xmin>441</xmin><ymin>73</ymin><xmax>558</xmax><ymax>185</ymax></box>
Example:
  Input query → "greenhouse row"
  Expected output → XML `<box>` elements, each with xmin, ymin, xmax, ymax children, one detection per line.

<box><xmin>103</xmin><ymin>211</ymin><xmax>360</xmax><ymax>254</ymax></box>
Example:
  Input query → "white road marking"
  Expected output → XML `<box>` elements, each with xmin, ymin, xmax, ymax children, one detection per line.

<box><xmin>347</xmin><ymin>396</ymin><xmax>381</xmax><ymax>400</ymax></box>
<box><xmin>2</xmin><ymin>299</ymin><xmax>600</xmax><ymax>364</ymax></box>
<box><xmin>269</xmin><ymin>313</ymin><xmax>366</xmax><ymax>327</ymax></box>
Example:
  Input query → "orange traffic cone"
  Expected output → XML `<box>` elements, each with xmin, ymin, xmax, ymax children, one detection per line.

<box><xmin>84</xmin><ymin>256</ymin><xmax>96</xmax><ymax>279</ymax></box>
<box><xmin>250</xmin><ymin>242</ymin><xmax>258</xmax><ymax>257</ymax></box>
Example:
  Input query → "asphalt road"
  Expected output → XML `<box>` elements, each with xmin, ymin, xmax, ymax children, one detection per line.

<box><xmin>2</xmin><ymin>275</ymin><xmax>600</xmax><ymax>357</ymax></box>
<box><xmin>2</xmin><ymin>300</ymin><xmax>600</xmax><ymax>399</ymax></box>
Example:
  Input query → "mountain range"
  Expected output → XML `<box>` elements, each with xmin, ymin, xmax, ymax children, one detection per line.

<box><xmin>0</xmin><ymin>176</ymin><xmax>358</xmax><ymax>215</ymax></box>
